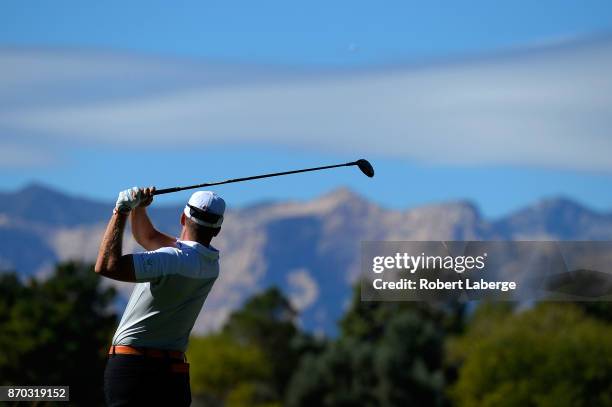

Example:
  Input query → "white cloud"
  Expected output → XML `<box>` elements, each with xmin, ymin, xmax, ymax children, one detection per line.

<box><xmin>1</xmin><ymin>38</ymin><xmax>612</xmax><ymax>171</ymax></box>
<box><xmin>0</xmin><ymin>142</ymin><xmax>56</xmax><ymax>168</ymax></box>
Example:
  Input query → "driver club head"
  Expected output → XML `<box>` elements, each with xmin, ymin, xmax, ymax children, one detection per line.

<box><xmin>355</xmin><ymin>159</ymin><xmax>375</xmax><ymax>178</ymax></box>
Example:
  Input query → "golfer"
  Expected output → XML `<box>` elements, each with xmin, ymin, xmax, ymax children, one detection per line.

<box><xmin>95</xmin><ymin>186</ymin><xmax>225</xmax><ymax>406</ymax></box>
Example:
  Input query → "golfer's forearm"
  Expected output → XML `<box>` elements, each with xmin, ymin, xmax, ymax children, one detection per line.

<box><xmin>95</xmin><ymin>212</ymin><xmax>127</xmax><ymax>273</ymax></box>
<box><xmin>131</xmin><ymin>207</ymin><xmax>176</xmax><ymax>250</ymax></box>
<box><xmin>131</xmin><ymin>207</ymin><xmax>157</xmax><ymax>245</ymax></box>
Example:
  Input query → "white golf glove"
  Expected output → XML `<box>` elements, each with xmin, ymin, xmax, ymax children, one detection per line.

<box><xmin>115</xmin><ymin>187</ymin><xmax>142</xmax><ymax>213</ymax></box>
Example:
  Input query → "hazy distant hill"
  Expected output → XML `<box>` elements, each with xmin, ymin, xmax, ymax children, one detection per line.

<box><xmin>1</xmin><ymin>183</ymin><xmax>611</xmax><ymax>334</ymax></box>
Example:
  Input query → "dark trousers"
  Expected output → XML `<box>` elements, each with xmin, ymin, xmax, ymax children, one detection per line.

<box><xmin>104</xmin><ymin>354</ymin><xmax>191</xmax><ymax>406</ymax></box>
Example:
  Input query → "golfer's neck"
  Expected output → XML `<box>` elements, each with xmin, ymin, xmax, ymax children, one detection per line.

<box><xmin>180</xmin><ymin>229</ymin><xmax>212</xmax><ymax>247</ymax></box>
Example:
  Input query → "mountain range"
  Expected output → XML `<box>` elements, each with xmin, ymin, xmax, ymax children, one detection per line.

<box><xmin>1</xmin><ymin>183</ymin><xmax>611</xmax><ymax>334</ymax></box>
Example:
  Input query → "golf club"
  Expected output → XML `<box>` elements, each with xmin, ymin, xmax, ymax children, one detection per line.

<box><xmin>153</xmin><ymin>159</ymin><xmax>374</xmax><ymax>195</ymax></box>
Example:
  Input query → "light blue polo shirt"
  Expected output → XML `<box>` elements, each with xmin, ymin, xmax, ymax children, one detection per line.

<box><xmin>112</xmin><ymin>240</ymin><xmax>219</xmax><ymax>352</ymax></box>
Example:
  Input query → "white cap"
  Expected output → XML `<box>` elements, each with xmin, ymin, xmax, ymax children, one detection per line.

<box><xmin>183</xmin><ymin>191</ymin><xmax>226</xmax><ymax>228</ymax></box>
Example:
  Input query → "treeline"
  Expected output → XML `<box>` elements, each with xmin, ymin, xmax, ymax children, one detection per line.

<box><xmin>0</xmin><ymin>263</ymin><xmax>116</xmax><ymax>405</ymax></box>
<box><xmin>1</xmin><ymin>263</ymin><xmax>612</xmax><ymax>406</ymax></box>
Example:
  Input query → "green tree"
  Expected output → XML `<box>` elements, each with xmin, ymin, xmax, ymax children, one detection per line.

<box><xmin>189</xmin><ymin>287</ymin><xmax>320</xmax><ymax>405</ymax></box>
<box><xmin>448</xmin><ymin>303</ymin><xmax>612</xmax><ymax>407</ymax></box>
<box><xmin>188</xmin><ymin>333</ymin><xmax>273</xmax><ymax>405</ymax></box>
<box><xmin>340</xmin><ymin>284</ymin><xmax>465</xmax><ymax>341</ymax></box>
<box><xmin>222</xmin><ymin>287</ymin><xmax>303</xmax><ymax>397</ymax></box>
<box><xmin>225</xmin><ymin>382</ymin><xmax>281</xmax><ymax>407</ymax></box>
<box><xmin>287</xmin><ymin>285</ymin><xmax>451</xmax><ymax>407</ymax></box>
<box><xmin>374</xmin><ymin>313</ymin><xmax>445</xmax><ymax>406</ymax></box>
<box><xmin>286</xmin><ymin>338</ymin><xmax>378</xmax><ymax>407</ymax></box>
<box><xmin>0</xmin><ymin>262</ymin><xmax>117</xmax><ymax>405</ymax></box>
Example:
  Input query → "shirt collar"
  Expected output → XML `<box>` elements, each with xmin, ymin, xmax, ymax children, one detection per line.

<box><xmin>177</xmin><ymin>240</ymin><xmax>219</xmax><ymax>259</ymax></box>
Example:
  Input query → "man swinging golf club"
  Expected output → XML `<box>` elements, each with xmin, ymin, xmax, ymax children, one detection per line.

<box><xmin>94</xmin><ymin>159</ymin><xmax>372</xmax><ymax>405</ymax></box>
<box><xmin>95</xmin><ymin>186</ymin><xmax>225</xmax><ymax>406</ymax></box>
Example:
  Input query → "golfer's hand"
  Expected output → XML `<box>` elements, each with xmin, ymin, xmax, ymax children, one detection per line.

<box><xmin>137</xmin><ymin>186</ymin><xmax>155</xmax><ymax>208</ymax></box>
<box><xmin>115</xmin><ymin>187</ymin><xmax>143</xmax><ymax>213</ymax></box>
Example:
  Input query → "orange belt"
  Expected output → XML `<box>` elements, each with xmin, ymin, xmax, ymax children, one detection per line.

<box><xmin>109</xmin><ymin>345</ymin><xmax>185</xmax><ymax>360</ymax></box>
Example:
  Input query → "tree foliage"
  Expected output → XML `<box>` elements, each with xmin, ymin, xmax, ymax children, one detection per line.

<box><xmin>222</xmin><ymin>287</ymin><xmax>304</xmax><ymax>396</ymax></box>
<box><xmin>0</xmin><ymin>262</ymin><xmax>117</xmax><ymax>405</ymax></box>
<box><xmin>448</xmin><ymin>303</ymin><xmax>612</xmax><ymax>407</ymax></box>
<box><xmin>286</xmin><ymin>285</ymin><xmax>452</xmax><ymax>407</ymax></box>
<box><xmin>4</xmin><ymin>262</ymin><xmax>610</xmax><ymax>407</ymax></box>
<box><xmin>189</xmin><ymin>287</ymin><xmax>320</xmax><ymax>405</ymax></box>
<box><xmin>188</xmin><ymin>333</ymin><xmax>273</xmax><ymax>405</ymax></box>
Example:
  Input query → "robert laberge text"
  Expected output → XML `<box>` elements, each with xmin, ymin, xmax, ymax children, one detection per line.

<box><xmin>373</xmin><ymin>278</ymin><xmax>517</xmax><ymax>292</ymax></box>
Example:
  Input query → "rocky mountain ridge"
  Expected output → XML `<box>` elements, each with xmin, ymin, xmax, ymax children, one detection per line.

<box><xmin>1</xmin><ymin>183</ymin><xmax>610</xmax><ymax>333</ymax></box>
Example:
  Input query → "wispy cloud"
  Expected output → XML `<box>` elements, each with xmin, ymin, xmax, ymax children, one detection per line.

<box><xmin>0</xmin><ymin>142</ymin><xmax>56</xmax><ymax>168</ymax></box>
<box><xmin>1</xmin><ymin>37</ymin><xmax>612</xmax><ymax>171</ymax></box>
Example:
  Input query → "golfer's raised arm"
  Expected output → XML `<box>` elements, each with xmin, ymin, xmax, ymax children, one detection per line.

<box><xmin>131</xmin><ymin>187</ymin><xmax>177</xmax><ymax>251</ymax></box>
<box><xmin>95</xmin><ymin>187</ymin><xmax>141</xmax><ymax>282</ymax></box>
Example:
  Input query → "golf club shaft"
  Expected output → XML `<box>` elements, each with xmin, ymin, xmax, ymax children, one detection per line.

<box><xmin>153</xmin><ymin>161</ymin><xmax>358</xmax><ymax>195</ymax></box>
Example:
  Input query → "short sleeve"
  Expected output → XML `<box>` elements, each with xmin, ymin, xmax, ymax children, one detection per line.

<box><xmin>132</xmin><ymin>247</ymin><xmax>183</xmax><ymax>282</ymax></box>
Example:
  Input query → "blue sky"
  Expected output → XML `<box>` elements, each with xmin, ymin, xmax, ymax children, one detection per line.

<box><xmin>3</xmin><ymin>0</ymin><xmax>612</xmax><ymax>64</ymax></box>
<box><xmin>1</xmin><ymin>1</ymin><xmax>612</xmax><ymax>217</ymax></box>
